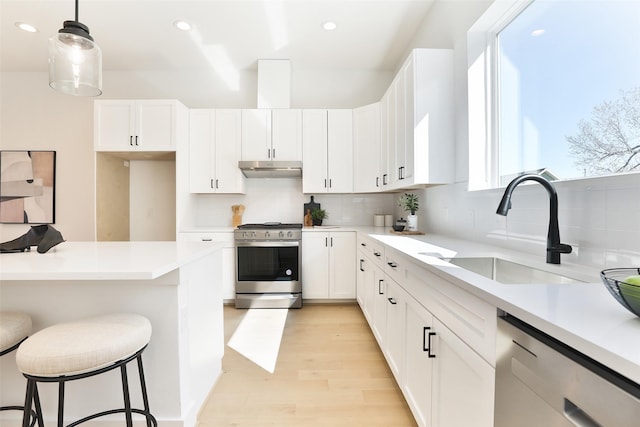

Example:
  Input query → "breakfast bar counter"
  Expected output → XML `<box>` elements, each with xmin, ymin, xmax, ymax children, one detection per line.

<box><xmin>0</xmin><ymin>241</ymin><xmax>224</xmax><ymax>427</ymax></box>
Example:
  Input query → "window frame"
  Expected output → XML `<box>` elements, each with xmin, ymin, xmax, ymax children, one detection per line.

<box><xmin>467</xmin><ymin>0</ymin><xmax>640</xmax><ymax>190</ymax></box>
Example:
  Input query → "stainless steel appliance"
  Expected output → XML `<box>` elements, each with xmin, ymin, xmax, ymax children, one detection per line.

<box><xmin>495</xmin><ymin>313</ymin><xmax>640</xmax><ymax>427</ymax></box>
<box><xmin>234</xmin><ymin>222</ymin><xmax>302</xmax><ymax>309</ymax></box>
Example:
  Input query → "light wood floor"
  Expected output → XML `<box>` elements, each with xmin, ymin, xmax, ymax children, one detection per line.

<box><xmin>197</xmin><ymin>303</ymin><xmax>417</xmax><ymax>427</ymax></box>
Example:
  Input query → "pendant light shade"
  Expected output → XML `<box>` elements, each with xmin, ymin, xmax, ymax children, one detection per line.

<box><xmin>48</xmin><ymin>1</ymin><xmax>102</xmax><ymax>96</ymax></box>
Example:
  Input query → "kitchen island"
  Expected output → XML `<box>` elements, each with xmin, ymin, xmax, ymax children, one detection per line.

<box><xmin>0</xmin><ymin>241</ymin><xmax>224</xmax><ymax>427</ymax></box>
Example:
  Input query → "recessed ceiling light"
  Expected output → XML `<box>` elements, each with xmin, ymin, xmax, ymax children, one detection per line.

<box><xmin>15</xmin><ymin>22</ymin><xmax>38</xmax><ymax>33</ymax></box>
<box><xmin>323</xmin><ymin>21</ymin><xmax>337</xmax><ymax>31</ymax></box>
<box><xmin>174</xmin><ymin>20</ymin><xmax>192</xmax><ymax>31</ymax></box>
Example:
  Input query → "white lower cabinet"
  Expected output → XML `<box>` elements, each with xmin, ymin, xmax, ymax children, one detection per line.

<box><xmin>302</xmin><ymin>231</ymin><xmax>355</xmax><ymax>299</ymax></box>
<box><xmin>356</xmin><ymin>232</ymin><xmax>496</xmax><ymax>427</ymax></box>
<box><xmin>178</xmin><ymin>232</ymin><xmax>236</xmax><ymax>301</ymax></box>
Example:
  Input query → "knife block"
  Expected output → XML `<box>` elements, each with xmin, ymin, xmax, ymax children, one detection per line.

<box><xmin>232</xmin><ymin>205</ymin><xmax>244</xmax><ymax>228</ymax></box>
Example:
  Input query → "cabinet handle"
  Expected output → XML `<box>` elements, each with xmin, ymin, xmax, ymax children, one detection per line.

<box><xmin>330</xmin><ymin>237</ymin><xmax>333</xmax><ymax>247</ymax></box>
<box><xmin>374</xmin><ymin>252</ymin><xmax>381</xmax><ymax>257</ymax></box>
<box><xmin>129</xmin><ymin>136</ymin><xmax>133</xmax><ymax>146</ymax></box>
<box><xmin>201</xmin><ymin>238</ymin><xmax>213</xmax><ymax>242</ymax></box>
<box><xmin>267</xmin><ymin>148</ymin><xmax>271</xmax><ymax>159</ymax></box>
<box><xmin>325</xmin><ymin>237</ymin><xmax>328</xmax><ymax>247</ymax></box>
<box><xmin>399</xmin><ymin>166</ymin><xmax>405</xmax><ymax>180</ymax></box>
<box><xmin>383</xmin><ymin>174</ymin><xmax>388</xmax><ymax>185</ymax></box>
<box><xmin>387</xmin><ymin>261</ymin><xmax>397</xmax><ymax>268</ymax></box>
<box><xmin>378</xmin><ymin>279</ymin><xmax>384</xmax><ymax>295</ymax></box>
<box><xmin>387</xmin><ymin>297</ymin><xmax>397</xmax><ymax>305</ymax></box>
<box><xmin>359</xmin><ymin>259</ymin><xmax>365</xmax><ymax>272</ymax></box>
<box><xmin>272</xmin><ymin>148</ymin><xmax>276</xmax><ymax>158</ymax></box>
<box><xmin>324</xmin><ymin>178</ymin><xmax>327</xmax><ymax>188</ymax></box>
<box><xmin>360</xmin><ymin>242</ymin><xmax>367</xmax><ymax>247</ymax></box>
<box><xmin>135</xmin><ymin>136</ymin><xmax>139</xmax><ymax>146</ymax></box>
<box><xmin>423</xmin><ymin>327</ymin><xmax>436</xmax><ymax>358</ymax></box>
<box><xmin>210</xmin><ymin>179</ymin><xmax>214</xmax><ymax>189</ymax></box>
<box><xmin>215</xmin><ymin>179</ymin><xmax>219</xmax><ymax>189</ymax></box>
<box><xmin>376</xmin><ymin>176</ymin><xmax>379</xmax><ymax>187</ymax></box>
<box><xmin>329</xmin><ymin>179</ymin><xmax>332</xmax><ymax>188</ymax></box>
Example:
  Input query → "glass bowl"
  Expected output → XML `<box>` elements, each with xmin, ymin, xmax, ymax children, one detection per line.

<box><xmin>600</xmin><ymin>268</ymin><xmax>640</xmax><ymax>317</ymax></box>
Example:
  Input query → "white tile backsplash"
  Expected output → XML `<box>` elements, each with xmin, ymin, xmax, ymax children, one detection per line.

<box><xmin>422</xmin><ymin>173</ymin><xmax>640</xmax><ymax>269</ymax></box>
<box><xmin>184</xmin><ymin>178</ymin><xmax>395</xmax><ymax>228</ymax></box>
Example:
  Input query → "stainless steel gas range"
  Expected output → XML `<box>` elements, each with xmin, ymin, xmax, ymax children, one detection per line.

<box><xmin>234</xmin><ymin>222</ymin><xmax>302</xmax><ymax>309</ymax></box>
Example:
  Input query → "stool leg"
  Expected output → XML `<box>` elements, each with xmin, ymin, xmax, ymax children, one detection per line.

<box><xmin>32</xmin><ymin>385</ymin><xmax>44</xmax><ymax>427</ymax></box>
<box><xmin>22</xmin><ymin>379</ymin><xmax>35</xmax><ymax>427</ymax></box>
<box><xmin>136</xmin><ymin>355</ymin><xmax>153</xmax><ymax>427</ymax></box>
<box><xmin>58</xmin><ymin>382</ymin><xmax>65</xmax><ymax>427</ymax></box>
<box><xmin>120</xmin><ymin>364</ymin><xmax>133</xmax><ymax>427</ymax></box>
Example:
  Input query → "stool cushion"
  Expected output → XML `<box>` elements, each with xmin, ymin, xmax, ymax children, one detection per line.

<box><xmin>16</xmin><ymin>313</ymin><xmax>151</xmax><ymax>377</ymax></box>
<box><xmin>0</xmin><ymin>311</ymin><xmax>32</xmax><ymax>353</ymax></box>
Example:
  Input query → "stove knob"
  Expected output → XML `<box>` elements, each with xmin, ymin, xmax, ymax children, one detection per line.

<box><xmin>279</xmin><ymin>231</ymin><xmax>284</xmax><ymax>238</ymax></box>
<box><xmin>287</xmin><ymin>231</ymin><xmax>293</xmax><ymax>238</ymax></box>
<box><xmin>265</xmin><ymin>231</ymin><xmax>271</xmax><ymax>239</ymax></box>
<box><xmin>252</xmin><ymin>231</ymin><xmax>257</xmax><ymax>239</ymax></box>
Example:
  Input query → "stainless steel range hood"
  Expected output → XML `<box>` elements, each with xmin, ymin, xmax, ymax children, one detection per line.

<box><xmin>238</xmin><ymin>161</ymin><xmax>302</xmax><ymax>178</ymax></box>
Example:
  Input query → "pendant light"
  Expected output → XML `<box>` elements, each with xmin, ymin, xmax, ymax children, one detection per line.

<box><xmin>48</xmin><ymin>0</ymin><xmax>102</xmax><ymax>96</ymax></box>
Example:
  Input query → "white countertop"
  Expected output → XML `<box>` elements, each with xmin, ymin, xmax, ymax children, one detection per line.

<box><xmin>0</xmin><ymin>241</ymin><xmax>222</xmax><ymax>281</ymax></box>
<box><xmin>357</xmin><ymin>227</ymin><xmax>640</xmax><ymax>385</ymax></box>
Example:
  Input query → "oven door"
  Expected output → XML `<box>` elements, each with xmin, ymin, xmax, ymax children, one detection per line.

<box><xmin>235</xmin><ymin>241</ymin><xmax>301</xmax><ymax>293</ymax></box>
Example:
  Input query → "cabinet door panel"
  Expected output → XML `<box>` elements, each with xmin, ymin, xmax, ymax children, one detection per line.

<box><xmin>403</xmin><ymin>295</ymin><xmax>434</xmax><ymax>427</ymax></box>
<box><xmin>271</xmin><ymin>109</ymin><xmax>302</xmax><ymax>161</ymax></box>
<box><xmin>385</xmin><ymin>279</ymin><xmax>405</xmax><ymax>382</ymax></box>
<box><xmin>136</xmin><ymin>101</ymin><xmax>175</xmax><ymax>150</ymax></box>
<box><xmin>301</xmin><ymin>233</ymin><xmax>329</xmax><ymax>299</ymax></box>
<box><xmin>241</xmin><ymin>109</ymin><xmax>271</xmax><ymax>160</ymax></box>
<box><xmin>94</xmin><ymin>101</ymin><xmax>135</xmax><ymax>150</ymax></box>
<box><xmin>189</xmin><ymin>110</ymin><xmax>214</xmax><ymax>193</ymax></box>
<box><xmin>372</xmin><ymin>266</ymin><xmax>387</xmax><ymax>345</ymax></box>
<box><xmin>431</xmin><ymin>318</ymin><xmax>494</xmax><ymax>427</ymax></box>
<box><xmin>353</xmin><ymin>103</ymin><xmax>381</xmax><ymax>193</ymax></box>
<box><xmin>302</xmin><ymin>109</ymin><xmax>328</xmax><ymax>193</ymax></box>
<box><xmin>328</xmin><ymin>232</ymin><xmax>356</xmax><ymax>298</ymax></box>
<box><xmin>214</xmin><ymin>109</ymin><xmax>243</xmax><ymax>193</ymax></box>
<box><xmin>327</xmin><ymin>110</ymin><xmax>353</xmax><ymax>193</ymax></box>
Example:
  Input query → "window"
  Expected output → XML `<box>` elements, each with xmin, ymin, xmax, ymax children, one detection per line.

<box><xmin>469</xmin><ymin>0</ymin><xmax>640</xmax><ymax>189</ymax></box>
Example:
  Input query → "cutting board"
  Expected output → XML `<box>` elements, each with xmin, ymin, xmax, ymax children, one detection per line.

<box><xmin>303</xmin><ymin>196</ymin><xmax>320</xmax><ymax>217</ymax></box>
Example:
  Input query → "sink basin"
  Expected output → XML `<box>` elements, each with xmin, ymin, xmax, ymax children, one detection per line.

<box><xmin>441</xmin><ymin>257</ymin><xmax>582</xmax><ymax>285</ymax></box>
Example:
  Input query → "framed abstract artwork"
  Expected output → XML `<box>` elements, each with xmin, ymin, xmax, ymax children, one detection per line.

<box><xmin>0</xmin><ymin>150</ymin><xmax>56</xmax><ymax>224</ymax></box>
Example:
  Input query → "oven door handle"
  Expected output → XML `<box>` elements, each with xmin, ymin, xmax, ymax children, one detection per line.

<box><xmin>236</xmin><ymin>241</ymin><xmax>300</xmax><ymax>248</ymax></box>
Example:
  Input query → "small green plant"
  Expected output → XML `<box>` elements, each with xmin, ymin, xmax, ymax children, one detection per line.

<box><xmin>398</xmin><ymin>193</ymin><xmax>419</xmax><ymax>215</ymax></box>
<box><xmin>311</xmin><ymin>208</ymin><xmax>327</xmax><ymax>221</ymax></box>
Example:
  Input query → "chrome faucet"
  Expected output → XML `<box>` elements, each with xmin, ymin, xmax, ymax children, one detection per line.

<box><xmin>496</xmin><ymin>174</ymin><xmax>572</xmax><ymax>264</ymax></box>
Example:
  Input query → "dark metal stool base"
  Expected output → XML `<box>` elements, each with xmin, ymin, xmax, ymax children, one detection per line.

<box><xmin>22</xmin><ymin>346</ymin><xmax>156</xmax><ymax>427</ymax></box>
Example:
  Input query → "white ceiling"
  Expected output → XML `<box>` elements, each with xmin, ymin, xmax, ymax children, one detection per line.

<box><xmin>1</xmin><ymin>0</ymin><xmax>436</xmax><ymax>74</ymax></box>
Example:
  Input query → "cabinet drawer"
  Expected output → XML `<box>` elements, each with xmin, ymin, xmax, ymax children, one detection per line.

<box><xmin>404</xmin><ymin>260</ymin><xmax>497</xmax><ymax>366</ymax></box>
<box><xmin>178</xmin><ymin>232</ymin><xmax>234</xmax><ymax>245</ymax></box>
<box><xmin>384</xmin><ymin>247</ymin><xmax>405</xmax><ymax>285</ymax></box>
<box><xmin>357</xmin><ymin>233</ymin><xmax>385</xmax><ymax>267</ymax></box>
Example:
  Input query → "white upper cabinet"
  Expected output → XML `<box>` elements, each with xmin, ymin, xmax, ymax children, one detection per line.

<box><xmin>189</xmin><ymin>109</ymin><xmax>244</xmax><ymax>194</ymax></box>
<box><xmin>382</xmin><ymin>49</ymin><xmax>455</xmax><ymax>189</ymax></box>
<box><xmin>95</xmin><ymin>100</ymin><xmax>186</xmax><ymax>152</ymax></box>
<box><xmin>353</xmin><ymin>103</ymin><xmax>381</xmax><ymax>193</ymax></box>
<box><xmin>241</xmin><ymin>109</ymin><xmax>302</xmax><ymax>161</ymax></box>
<box><xmin>302</xmin><ymin>109</ymin><xmax>353</xmax><ymax>193</ymax></box>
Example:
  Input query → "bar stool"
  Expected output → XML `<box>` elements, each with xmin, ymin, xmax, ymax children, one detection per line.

<box><xmin>16</xmin><ymin>313</ymin><xmax>157</xmax><ymax>427</ymax></box>
<box><xmin>0</xmin><ymin>311</ymin><xmax>37</xmax><ymax>426</ymax></box>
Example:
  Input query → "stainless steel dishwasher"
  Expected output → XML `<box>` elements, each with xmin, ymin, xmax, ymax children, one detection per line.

<box><xmin>495</xmin><ymin>314</ymin><xmax>640</xmax><ymax>427</ymax></box>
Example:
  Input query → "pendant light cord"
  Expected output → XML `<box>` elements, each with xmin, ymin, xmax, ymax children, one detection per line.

<box><xmin>75</xmin><ymin>0</ymin><xmax>79</xmax><ymax>22</ymax></box>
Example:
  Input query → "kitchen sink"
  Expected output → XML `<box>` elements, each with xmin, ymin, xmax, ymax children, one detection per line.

<box><xmin>441</xmin><ymin>256</ymin><xmax>582</xmax><ymax>285</ymax></box>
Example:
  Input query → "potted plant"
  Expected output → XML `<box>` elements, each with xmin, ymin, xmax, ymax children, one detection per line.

<box><xmin>311</xmin><ymin>208</ymin><xmax>327</xmax><ymax>226</ymax></box>
<box><xmin>398</xmin><ymin>193</ymin><xmax>419</xmax><ymax>231</ymax></box>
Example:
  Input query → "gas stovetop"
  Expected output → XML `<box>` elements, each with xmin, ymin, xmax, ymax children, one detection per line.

<box><xmin>235</xmin><ymin>222</ymin><xmax>303</xmax><ymax>241</ymax></box>
<box><xmin>237</xmin><ymin>222</ymin><xmax>303</xmax><ymax>230</ymax></box>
